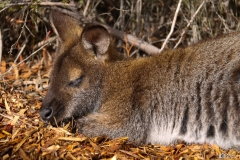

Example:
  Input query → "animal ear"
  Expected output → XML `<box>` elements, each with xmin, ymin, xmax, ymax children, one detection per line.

<box><xmin>50</xmin><ymin>9</ymin><xmax>83</xmax><ymax>52</ymax></box>
<box><xmin>81</xmin><ymin>24</ymin><xmax>111</xmax><ymax>61</ymax></box>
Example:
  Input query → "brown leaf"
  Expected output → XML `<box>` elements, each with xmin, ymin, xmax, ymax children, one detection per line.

<box><xmin>18</xmin><ymin>148</ymin><xmax>31</xmax><ymax>160</ymax></box>
<box><xmin>1</xmin><ymin>60</ymin><xmax>6</xmax><ymax>74</ymax></box>
<box><xmin>107</xmin><ymin>143</ymin><xmax>122</xmax><ymax>152</ymax></box>
<box><xmin>0</xmin><ymin>132</ymin><xmax>6</xmax><ymax>139</ymax></box>
<box><xmin>119</xmin><ymin>149</ymin><xmax>140</xmax><ymax>159</ymax></box>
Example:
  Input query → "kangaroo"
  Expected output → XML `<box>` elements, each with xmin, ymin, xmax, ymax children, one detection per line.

<box><xmin>40</xmin><ymin>10</ymin><xmax>240</xmax><ymax>150</ymax></box>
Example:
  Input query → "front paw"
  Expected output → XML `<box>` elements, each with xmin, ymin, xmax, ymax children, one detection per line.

<box><xmin>76</xmin><ymin>118</ymin><xmax>87</xmax><ymax>133</ymax></box>
<box><xmin>76</xmin><ymin>117</ymin><xmax>102</xmax><ymax>137</ymax></box>
<box><xmin>75</xmin><ymin>114</ymin><xmax>126</xmax><ymax>140</ymax></box>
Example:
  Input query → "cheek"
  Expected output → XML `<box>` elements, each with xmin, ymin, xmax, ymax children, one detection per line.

<box><xmin>64</xmin><ymin>104</ymin><xmax>75</xmax><ymax>118</ymax></box>
<box><xmin>63</xmin><ymin>89</ymin><xmax>85</xmax><ymax>116</ymax></box>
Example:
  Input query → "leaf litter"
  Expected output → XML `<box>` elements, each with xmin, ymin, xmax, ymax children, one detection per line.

<box><xmin>1</xmin><ymin>57</ymin><xmax>240</xmax><ymax>160</ymax></box>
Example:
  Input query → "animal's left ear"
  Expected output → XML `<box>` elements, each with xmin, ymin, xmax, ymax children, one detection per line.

<box><xmin>81</xmin><ymin>24</ymin><xmax>111</xmax><ymax>62</ymax></box>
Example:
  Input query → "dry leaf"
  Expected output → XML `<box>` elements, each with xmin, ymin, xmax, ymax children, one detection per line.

<box><xmin>19</xmin><ymin>148</ymin><xmax>31</xmax><ymax>160</ymax></box>
<box><xmin>58</xmin><ymin>136</ymin><xmax>87</xmax><ymax>142</ymax></box>
<box><xmin>0</xmin><ymin>132</ymin><xmax>6</xmax><ymax>139</ymax></box>
<box><xmin>4</xmin><ymin>97</ymin><xmax>10</xmax><ymax>113</ymax></box>
<box><xmin>1</xmin><ymin>60</ymin><xmax>6</xmax><ymax>74</ymax></box>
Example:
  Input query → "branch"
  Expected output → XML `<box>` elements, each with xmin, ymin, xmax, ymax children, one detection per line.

<box><xmin>209</xmin><ymin>0</ymin><xmax>231</xmax><ymax>32</ymax></box>
<box><xmin>2</xmin><ymin>1</ymin><xmax>75</xmax><ymax>7</ymax></box>
<box><xmin>0</xmin><ymin>37</ymin><xmax>57</xmax><ymax>79</ymax></box>
<box><xmin>0</xmin><ymin>1</ymin><xmax>76</xmax><ymax>13</ymax></box>
<box><xmin>174</xmin><ymin>0</ymin><xmax>206</xmax><ymax>49</ymax></box>
<box><xmin>83</xmin><ymin>0</ymin><xmax>90</xmax><ymax>17</ymax></box>
<box><xmin>102</xmin><ymin>24</ymin><xmax>160</xmax><ymax>55</ymax></box>
<box><xmin>159</xmin><ymin>0</ymin><xmax>182</xmax><ymax>53</ymax></box>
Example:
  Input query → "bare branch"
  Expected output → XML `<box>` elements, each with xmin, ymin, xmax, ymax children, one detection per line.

<box><xmin>174</xmin><ymin>0</ymin><xmax>206</xmax><ymax>49</ymax></box>
<box><xmin>52</xmin><ymin>7</ymin><xmax>92</xmax><ymax>24</ymax></box>
<box><xmin>2</xmin><ymin>1</ymin><xmax>75</xmax><ymax>7</ymax></box>
<box><xmin>0</xmin><ymin>37</ymin><xmax>57</xmax><ymax>79</ymax></box>
<box><xmin>9</xmin><ymin>7</ymin><xmax>28</xmax><ymax>54</ymax></box>
<box><xmin>33</xmin><ymin>37</ymin><xmax>57</xmax><ymax>50</ymax></box>
<box><xmin>14</xmin><ymin>42</ymin><xmax>26</xmax><ymax>64</ymax></box>
<box><xmin>102</xmin><ymin>24</ymin><xmax>160</xmax><ymax>55</ymax></box>
<box><xmin>210</xmin><ymin>0</ymin><xmax>231</xmax><ymax>32</ymax></box>
<box><xmin>83</xmin><ymin>0</ymin><xmax>90</xmax><ymax>17</ymax></box>
<box><xmin>0</xmin><ymin>1</ymin><xmax>76</xmax><ymax>13</ymax></box>
<box><xmin>136</xmin><ymin>0</ymin><xmax>142</xmax><ymax>35</ymax></box>
<box><xmin>159</xmin><ymin>0</ymin><xmax>182</xmax><ymax>53</ymax></box>
<box><xmin>119</xmin><ymin>0</ymin><xmax>124</xmax><ymax>29</ymax></box>
<box><xmin>88</xmin><ymin>0</ymin><xmax>102</xmax><ymax>17</ymax></box>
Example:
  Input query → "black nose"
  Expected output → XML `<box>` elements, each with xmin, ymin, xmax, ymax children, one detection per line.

<box><xmin>39</xmin><ymin>106</ymin><xmax>53</xmax><ymax>121</ymax></box>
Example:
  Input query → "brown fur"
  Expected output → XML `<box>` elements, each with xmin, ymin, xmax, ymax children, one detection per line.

<box><xmin>40</xmin><ymin>10</ymin><xmax>240</xmax><ymax>149</ymax></box>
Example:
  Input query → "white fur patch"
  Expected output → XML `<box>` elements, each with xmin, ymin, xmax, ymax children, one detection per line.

<box><xmin>146</xmin><ymin>117</ymin><xmax>178</xmax><ymax>145</ymax></box>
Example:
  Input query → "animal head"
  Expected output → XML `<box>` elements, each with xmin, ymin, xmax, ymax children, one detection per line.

<box><xmin>39</xmin><ymin>10</ymin><xmax>124</xmax><ymax>125</ymax></box>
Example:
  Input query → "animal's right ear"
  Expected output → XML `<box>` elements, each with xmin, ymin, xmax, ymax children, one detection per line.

<box><xmin>81</xmin><ymin>24</ymin><xmax>112</xmax><ymax>62</ymax></box>
<box><xmin>50</xmin><ymin>9</ymin><xmax>83</xmax><ymax>52</ymax></box>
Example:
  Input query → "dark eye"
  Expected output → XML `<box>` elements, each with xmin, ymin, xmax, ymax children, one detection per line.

<box><xmin>67</xmin><ymin>75</ymin><xmax>85</xmax><ymax>87</ymax></box>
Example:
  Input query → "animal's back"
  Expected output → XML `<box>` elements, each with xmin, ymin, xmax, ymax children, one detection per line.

<box><xmin>100</xmin><ymin>32</ymin><xmax>240</xmax><ymax>149</ymax></box>
<box><xmin>116</xmin><ymin>32</ymin><xmax>240</xmax><ymax>149</ymax></box>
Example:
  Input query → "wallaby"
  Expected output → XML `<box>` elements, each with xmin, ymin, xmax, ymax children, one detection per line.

<box><xmin>40</xmin><ymin>10</ymin><xmax>240</xmax><ymax>150</ymax></box>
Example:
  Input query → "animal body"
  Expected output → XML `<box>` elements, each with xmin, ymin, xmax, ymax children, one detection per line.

<box><xmin>40</xmin><ymin>10</ymin><xmax>240</xmax><ymax>150</ymax></box>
